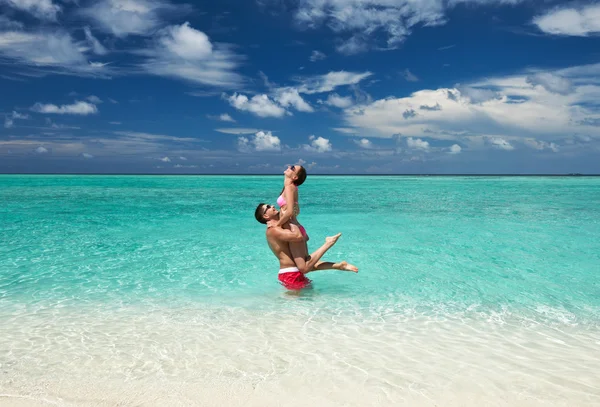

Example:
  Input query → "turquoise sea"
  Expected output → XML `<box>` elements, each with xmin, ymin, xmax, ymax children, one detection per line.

<box><xmin>1</xmin><ymin>175</ymin><xmax>600</xmax><ymax>406</ymax></box>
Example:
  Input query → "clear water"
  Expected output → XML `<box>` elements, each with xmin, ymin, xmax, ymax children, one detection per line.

<box><xmin>1</xmin><ymin>175</ymin><xmax>600</xmax><ymax>406</ymax></box>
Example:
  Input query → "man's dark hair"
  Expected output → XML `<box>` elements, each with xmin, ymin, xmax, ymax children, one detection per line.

<box><xmin>255</xmin><ymin>203</ymin><xmax>267</xmax><ymax>224</ymax></box>
<box><xmin>294</xmin><ymin>166</ymin><xmax>307</xmax><ymax>186</ymax></box>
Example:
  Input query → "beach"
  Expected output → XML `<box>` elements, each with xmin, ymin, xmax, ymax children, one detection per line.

<box><xmin>1</xmin><ymin>175</ymin><xmax>599</xmax><ymax>406</ymax></box>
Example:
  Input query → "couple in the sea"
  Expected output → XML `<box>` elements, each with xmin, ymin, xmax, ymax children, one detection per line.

<box><xmin>255</xmin><ymin>164</ymin><xmax>358</xmax><ymax>291</ymax></box>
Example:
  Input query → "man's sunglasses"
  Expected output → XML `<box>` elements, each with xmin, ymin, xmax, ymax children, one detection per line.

<box><xmin>262</xmin><ymin>204</ymin><xmax>272</xmax><ymax>216</ymax></box>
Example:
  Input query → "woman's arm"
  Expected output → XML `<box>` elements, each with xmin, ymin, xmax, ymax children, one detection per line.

<box><xmin>276</xmin><ymin>184</ymin><xmax>297</xmax><ymax>227</ymax></box>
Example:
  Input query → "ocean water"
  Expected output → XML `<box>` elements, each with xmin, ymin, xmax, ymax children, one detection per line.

<box><xmin>1</xmin><ymin>175</ymin><xmax>599</xmax><ymax>406</ymax></box>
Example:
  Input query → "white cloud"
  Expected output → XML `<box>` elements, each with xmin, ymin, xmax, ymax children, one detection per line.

<box><xmin>489</xmin><ymin>137</ymin><xmax>514</xmax><ymax>151</ymax></box>
<box><xmin>274</xmin><ymin>87</ymin><xmax>314</xmax><ymax>112</ymax></box>
<box><xmin>31</xmin><ymin>101</ymin><xmax>98</xmax><ymax>115</ymax></box>
<box><xmin>336</xmin><ymin>35</ymin><xmax>368</xmax><ymax>55</ymax></box>
<box><xmin>227</xmin><ymin>93</ymin><xmax>287</xmax><ymax>118</ymax></box>
<box><xmin>402</xmin><ymin>69</ymin><xmax>419</xmax><ymax>82</ymax></box>
<box><xmin>179</xmin><ymin>156</ymin><xmax>187</xmax><ymax>160</ymax></box>
<box><xmin>0</xmin><ymin>15</ymin><xmax>24</xmax><ymax>30</ymax></box>
<box><xmin>84</xmin><ymin>27</ymin><xmax>108</xmax><ymax>55</ymax></box>
<box><xmin>354</xmin><ymin>138</ymin><xmax>373</xmax><ymax>149</ymax></box>
<box><xmin>237</xmin><ymin>131</ymin><xmax>281</xmax><ymax>152</ymax></box>
<box><xmin>218</xmin><ymin>113</ymin><xmax>235</xmax><ymax>122</ymax></box>
<box><xmin>526</xmin><ymin>72</ymin><xmax>572</xmax><ymax>95</ymax></box>
<box><xmin>304</xmin><ymin>135</ymin><xmax>332</xmax><ymax>153</ymax></box>
<box><xmin>407</xmin><ymin>137</ymin><xmax>430</xmax><ymax>151</ymax></box>
<box><xmin>341</xmin><ymin>63</ymin><xmax>600</xmax><ymax>152</ymax></box>
<box><xmin>159</xmin><ymin>156</ymin><xmax>171</xmax><ymax>162</ymax></box>
<box><xmin>0</xmin><ymin>30</ymin><xmax>106</xmax><ymax>76</ymax></box>
<box><xmin>292</xmin><ymin>0</ymin><xmax>522</xmax><ymax>53</ymax></box>
<box><xmin>295</xmin><ymin>71</ymin><xmax>372</xmax><ymax>94</ymax></box>
<box><xmin>523</xmin><ymin>138</ymin><xmax>559</xmax><ymax>152</ymax></box>
<box><xmin>323</xmin><ymin>93</ymin><xmax>353</xmax><ymax>108</ymax></box>
<box><xmin>109</xmin><ymin>121</ymin><xmax>121</xmax><ymax>125</ymax></box>
<box><xmin>86</xmin><ymin>95</ymin><xmax>103</xmax><ymax>104</ymax></box>
<box><xmin>1</xmin><ymin>0</ymin><xmax>61</xmax><ymax>21</ymax></box>
<box><xmin>332</xmin><ymin>127</ymin><xmax>358</xmax><ymax>134</ymax></box>
<box><xmin>448</xmin><ymin>144</ymin><xmax>462</xmax><ymax>154</ymax></box>
<box><xmin>215</xmin><ymin>128</ymin><xmax>262</xmax><ymax>135</ymax></box>
<box><xmin>309</xmin><ymin>50</ymin><xmax>326</xmax><ymax>61</ymax></box>
<box><xmin>11</xmin><ymin>111</ymin><xmax>29</xmax><ymax>120</ymax></box>
<box><xmin>533</xmin><ymin>5</ymin><xmax>600</xmax><ymax>36</ymax></box>
<box><xmin>0</xmin><ymin>31</ymin><xmax>90</xmax><ymax>69</ymax></box>
<box><xmin>3</xmin><ymin>111</ymin><xmax>29</xmax><ymax>128</ymax></box>
<box><xmin>81</xmin><ymin>152</ymin><xmax>94</xmax><ymax>159</ymax></box>
<box><xmin>81</xmin><ymin>0</ymin><xmax>173</xmax><ymax>38</ymax></box>
<box><xmin>141</xmin><ymin>22</ymin><xmax>243</xmax><ymax>88</ymax></box>
<box><xmin>208</xmin><ymin>113</ymin><xmax>236</xmax><ymax>122</ymax></box>
<box><xmin>35</xmin><ymin>146</ymin><xmax>48</xmax><ymax>154</ymax></box>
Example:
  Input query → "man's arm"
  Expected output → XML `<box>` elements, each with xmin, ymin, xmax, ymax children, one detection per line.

<box><xmin>267</xmin><ymin>224</ymin><xmax>304</xmax><ymax>242</ymax></box>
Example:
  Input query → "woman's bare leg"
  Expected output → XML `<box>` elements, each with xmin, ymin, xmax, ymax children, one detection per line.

<box><xmin>290</xmin><ymin>233</ymin><xmax>341</xmax><ymax>274</ymax></box>
<box><xmin>290</xmin><ymin>232</ymin><xmax>358</xmax><ymax>274</ymax></box>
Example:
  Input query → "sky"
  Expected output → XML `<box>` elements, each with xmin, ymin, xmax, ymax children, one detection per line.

<box><xmin>1</xmin><ymin>0</ymin><xmax>600</xmax><ymax>174</ymax></box>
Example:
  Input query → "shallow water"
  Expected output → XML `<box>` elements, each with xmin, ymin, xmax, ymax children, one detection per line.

<box><xmin>1</xmin><ymin>175</ymin><xmax>599</xmax><ymax>405</ymax></box>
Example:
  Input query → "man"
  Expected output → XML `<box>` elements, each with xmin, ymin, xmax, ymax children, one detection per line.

<box><xmin>255</xmin><ymin>203</ymin><xmax>358</xmax><ymax>290</ymax></box>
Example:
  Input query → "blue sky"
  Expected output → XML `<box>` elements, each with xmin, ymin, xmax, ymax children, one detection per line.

<box><xmin>1</xmin><ymin>0</ymin><xmax>599</xmax><ymax>174</ymax></box>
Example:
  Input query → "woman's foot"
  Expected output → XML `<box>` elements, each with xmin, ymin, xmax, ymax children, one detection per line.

<box><xmin>333</xmin><ymin>261</ymin><xmax>358</xmax><ymax>273</ymax></box>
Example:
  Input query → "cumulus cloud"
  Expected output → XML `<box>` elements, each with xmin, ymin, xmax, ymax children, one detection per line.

<box><xmin>141</xmin><ymin>22</ymin><xmax>243</xmax><ymax>88</ymax></box>
<box><xmin>237</xmin><ymin>131</ymin><xmax>281</xmax><ymax>152</ymax></box>
<box><xmin>310</xmin><ymin>50</ymin><xmax>326</xmax><ymax>61</ymax></box>
<box><xmin>34</xmin><ymin>146</ymin><xmax>49</xmax><ymax>154</ymax></box>
<box><xmin>208</xmin><ymin>113</ymin><xmax>236</xmax><ymax>122</ymax></box>
<box><xmin>341</xmin><ymin>63</ymin><xmax>600</xmax><ymax>152</ymax></box>
<box><xmin>81</xmin><ymin>152</ymin><xmax>94</xmax><ymax>159</ymax></box>
<box><xmin>3</xmin><ymin>111</ymin><xmax>29</xmax><ymax>128</ymax></box>
<box><xmin>304</xmin><ymin>135</ymin><xmax>332</xmax><ymax>153</ymax></box>
<box><xmin>448</xmin><ymin>144</ymin><xmax>462</xmax><ymax>154</ymax></box>
<box><xmin>323</xmin><ymin>93</ymin><xmax>353</xmax><ymax>108</ymax></box>
<box><xmin>1</xmin><ymin>0</ymin><xmax>61</xmax><ymax>21</ymax></box>
<box><xmin>354</xmin><ymin>138</ymin><xmax>373</xmax><ymax>149</ymax></box>
<box><xmin>489</xmin><ymin>137</ymin><xmax>514</xmax><ymax>151</ymax></box>
<box><xmin>31</xmin><ymin>101</ymin><xmax>98</xmax><ymax>115</ymax></box>
<box><xmin>526</xmin><ymin>72</ymin><xmax>572</xmax><ymax>95</ymax></box>
<box><xmin>227</xmin><ymin>93</ymin><xmax>287</xmax><ymax>118</ymax></box>
<box><xmin>274</xmin><ymin>87</ymin><xmax>314</xmax><ymax>112</ymax></box>
<box><xmin>407</xmin><ymin>137</ymin><xmax>429</xmax><ymax>151</ymax></box>
<box><xmin>159</xmin><ymin>156</ymin><xmax>171</xmax><ymax>162</ymax></box>
<box><xmin>533</xmin><ymin>5</ymin><xmax>600</xmax><ymax>36</ymax></box>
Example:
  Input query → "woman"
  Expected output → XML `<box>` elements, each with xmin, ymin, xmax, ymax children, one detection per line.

<box><xmin>275</xmin><ymin>164</ymin><xmax>309</xmax><ymax>259</ymax></box>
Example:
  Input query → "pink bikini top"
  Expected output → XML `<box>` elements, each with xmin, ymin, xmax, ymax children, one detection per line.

<box><xmin>277</xmin><ymin>185</ymin><xmax>299</xmax><ymax>215</ymax></box>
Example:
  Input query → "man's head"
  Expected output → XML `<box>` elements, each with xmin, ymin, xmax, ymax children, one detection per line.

<box><xmin>284</xmin><ymin>164</ymin><xmax>307</xmax><ymax>186</ymax></box>
<box><xmin>255</xmin><ymin>203</ymin><xmax>278</xmax><ymax>224</ymax></box>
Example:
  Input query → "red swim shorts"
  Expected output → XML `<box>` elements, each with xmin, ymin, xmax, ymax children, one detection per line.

<box><xmin>278</xmin><ymin>267</ymin><xmax>312</xmax><ymax>290</ymax></box>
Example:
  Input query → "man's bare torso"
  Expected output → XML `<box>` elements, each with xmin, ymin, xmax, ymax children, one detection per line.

<box><xmin>266</xmin><ymin>225</ymin><xmax>297</xmax><ymax>269</ymax></box>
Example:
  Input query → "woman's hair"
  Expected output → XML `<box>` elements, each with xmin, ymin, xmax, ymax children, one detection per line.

<box><xmin>293</xmin><ymin>166</ymin><xmax>307</xmax><ymax>186</ymax></box>
<box><xmin>279</xmin><ymin>166</ymin><xmax>307</xmax><ymax>196</ymax></box>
